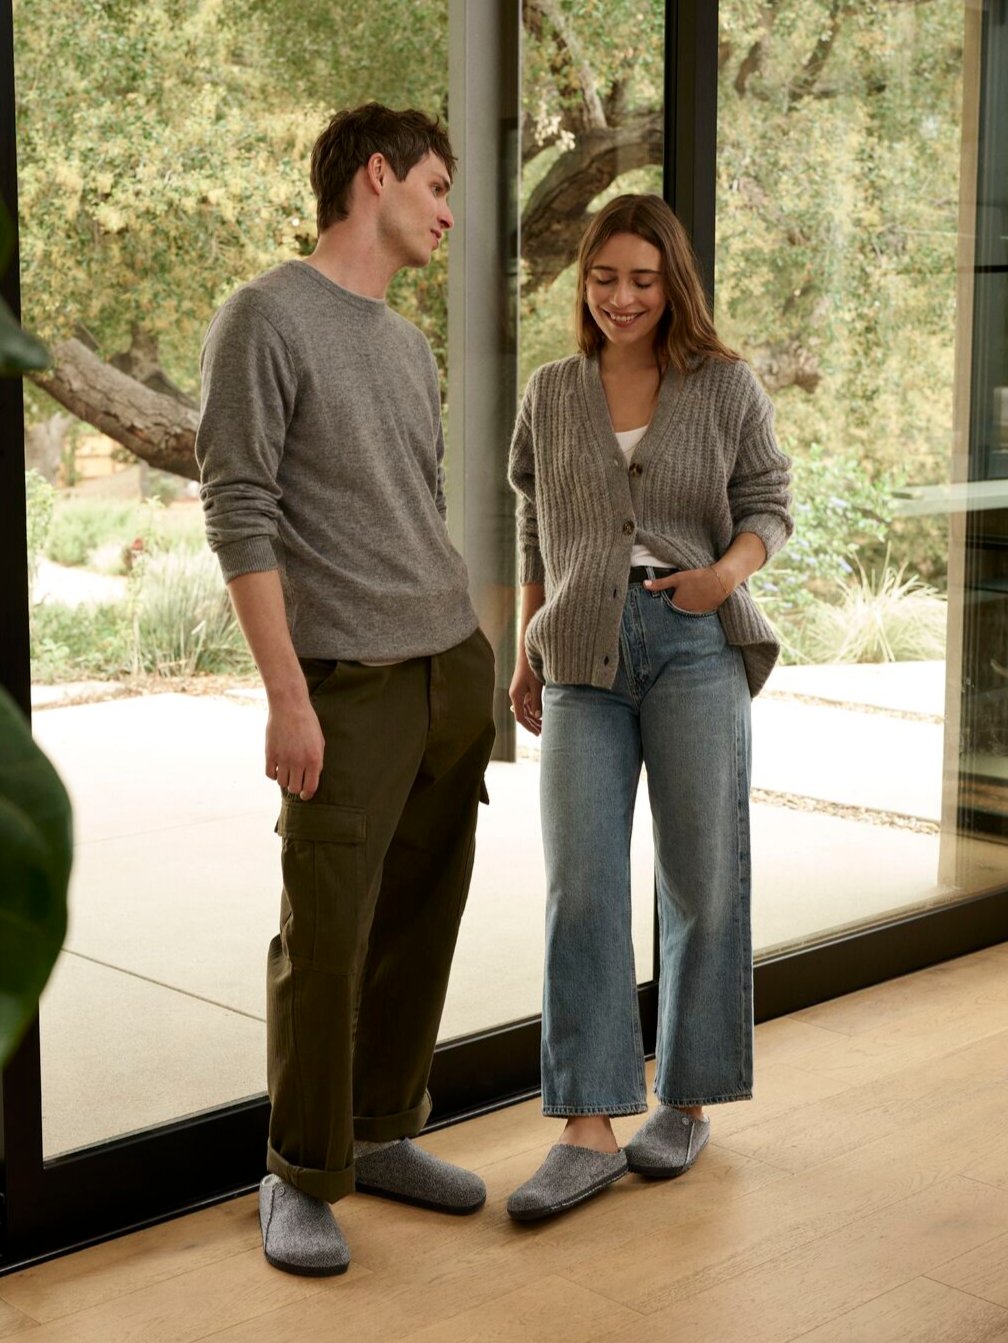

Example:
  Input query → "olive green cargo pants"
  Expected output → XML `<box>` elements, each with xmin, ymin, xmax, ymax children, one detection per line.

<box><xmin>265</xmin><ymin>629</ymin><xmax>496</xmax><ymax>1202</ymax></box>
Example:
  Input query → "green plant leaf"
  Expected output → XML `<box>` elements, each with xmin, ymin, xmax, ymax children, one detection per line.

<box><xmin>0</xmin><ymin>688</ymin><xmax>72</xmax><ymax>1066</ymax></box>
<box><xmin>0</xmin><ymin>295</ymin><xmax>50</xmax><ymax>375</ymax></box>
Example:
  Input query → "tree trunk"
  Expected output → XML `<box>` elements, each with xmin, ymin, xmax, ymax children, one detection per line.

<box><xmin>24</xmin><ymin>411</ymin><xmax>73</xmax><ymax>483</ymax></box>
<box><xmin>31</xmin><ymin>338</ymin><xmax>199</xmax><ymax>482</ymax></box>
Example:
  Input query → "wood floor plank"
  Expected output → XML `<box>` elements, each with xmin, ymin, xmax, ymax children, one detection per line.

<box><xmin>0</xmin><ymin>1296</ymin><xmax>36</xmax><ymax>1339</ymax></box>
<box><xmin>717</xmin><ymin>1029</ymin><xmax>1008</xmax><ymax>1174</ymax></box>
<box><xmin>790</xmin><ymin>1276</ymin><xmax>1008</xmax><ymax>1343</ymax></box>
<box><xmin>7</xmin><ymin>946</ymin><xmax>1008</xmax><ymax>1343</ymax></box>
<box><xmin>0</xmin><ymin>1246</ymin><xmax>339</xmax><ymax>1343</ymax></box>
<box><xmin>594</xmin><ymin>1177</ymin><xmax>1008</xmax><ymax>1343</ymax></box>
<box><xmin>396</xmin><ymin>1275</ymin><xmax>643</xmax><ymax>1343</ymax></box>
<box><xmin>928</xmin><ymin>1230</ymin><xmax>1008</xmax><ymax>1308</ymax></box>
<box><xmin>561</xmin><ymin>1133</ymin><xmax>945</xmax><ymax>1316</ymax></box>
<box><xmin>0</xmin><ymin>1194</ymin><xmax>259</xmax><ymax>1322</ymax></box>
<box><xmin>793</xmin><ymin>945</ymin><xmax>1008</xmax><ymax>1041</ymax></box>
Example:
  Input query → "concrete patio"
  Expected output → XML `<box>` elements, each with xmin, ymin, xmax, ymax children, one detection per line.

<box><xmin>29</xmin><ymin>659</ymin><xmax>997</xmax><ymax>1157</ymax></box>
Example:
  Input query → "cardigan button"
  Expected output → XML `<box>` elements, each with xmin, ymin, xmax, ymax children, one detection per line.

<box><xmin>622</xmin><ymin>520</ymin><xmax>634</xmax><ymax>536</ymax></box>
<box><xmin>603</xmin><ymin>656</ymin><xmax>610</xmax><ymax>666</ymax></box>
<box><xmin>629</xmin><ymin>463</ymin><xmax>643</xmax><ymax>477</ymax></box>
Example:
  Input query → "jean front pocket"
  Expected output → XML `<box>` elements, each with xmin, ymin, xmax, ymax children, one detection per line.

<box><xmin>275</xmin><ymin>797</ymin><xmax>367</xmax><ymax>971</ymax></box>
<box><xmin>660</xmin><ymin>591</ymin><xmax>718</xmax><ymax>618</ymax></box>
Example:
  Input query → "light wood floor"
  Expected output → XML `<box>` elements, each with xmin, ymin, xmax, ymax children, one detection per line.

<box><xmin>3</xmin><ymin>943</ymin><xmax>1008</xmax><ymax>1343</ymax></box>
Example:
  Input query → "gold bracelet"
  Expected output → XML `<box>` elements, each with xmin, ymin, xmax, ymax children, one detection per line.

<box><xmin>709</xmin><ymin>564</ymin><xmax>731</xmax><ymax>600</ymax></box>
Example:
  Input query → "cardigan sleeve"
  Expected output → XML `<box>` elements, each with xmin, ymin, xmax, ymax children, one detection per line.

<box><xmin>507</xmin><ymin>373</ymin><xmax>545</xmax><ymax>584</ymax></box>
<box><xmin>727</xmin><ymin>369</ymin><xmax>793</xmax><ymax>563</ymax></box>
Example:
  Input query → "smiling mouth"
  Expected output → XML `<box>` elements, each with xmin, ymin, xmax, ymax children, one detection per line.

<box><xmin>603</xmin><ymin>310</ymin><xmax>644</xmax><ymax>327</ymax></box>
<box><xmin>431</xmin><ymin>231</ymin><xmax>442</xmax><ymax>245</ymax></box>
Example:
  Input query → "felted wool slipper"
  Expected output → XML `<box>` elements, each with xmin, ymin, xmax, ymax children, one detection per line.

<box><xmin>506</xmin><ymin>1143</ymin><xmax>628</xmax><ymax>1221</ymax></box>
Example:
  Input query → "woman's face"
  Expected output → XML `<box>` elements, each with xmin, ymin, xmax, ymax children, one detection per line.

<box><xmin>584</xmin><ymin>232</ymin><xmax>667</xmax><ymax>350</ymax></box>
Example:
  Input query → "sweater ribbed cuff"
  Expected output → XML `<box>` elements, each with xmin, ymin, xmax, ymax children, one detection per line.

<box><xmin>733</xmin><ymin>514</ymin><xmax>792</xmax><ymax>565</ymax></box>
<box><xmin>519</xmin><ymin>547</ymin><xmax>545</xmax><ymax>585</ymax></box>
<box><xmin>214</xmin><ymin>536</ymin><xmax>279</xmax><ymax>584</ymax></box>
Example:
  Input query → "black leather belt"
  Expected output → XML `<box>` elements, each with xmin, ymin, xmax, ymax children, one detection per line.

<box><xmin>627</xmin><ymin>566</ymin><xmax>677</xmax><ymax>585</ymax></box>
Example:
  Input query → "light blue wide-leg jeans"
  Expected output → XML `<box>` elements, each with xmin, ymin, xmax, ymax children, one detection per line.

<box><xmin>539</xmin><ymin>583</ymin><xmax>753</xmax><ymax>1114</ymax></box>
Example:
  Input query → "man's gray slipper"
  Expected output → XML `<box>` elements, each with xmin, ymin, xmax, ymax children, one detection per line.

<box><xmin>506</xmin><ymin>1144</ymin><xmax>628</xmax><ymax>1221</ymax></box>
<box><xmin>258</xmin><ymin>1174</ymin><xmax>350</xmax><ymax>1276</ymax></box>
<box><xmin>624</xmin><ymin>1105</ymin><xmax>710</xmax><ymax>1179</ymax></box>
<box><xmin>353</xmin><ymin>1139</ymin><xmax>486</xmax><ymax>1214</ymax></box>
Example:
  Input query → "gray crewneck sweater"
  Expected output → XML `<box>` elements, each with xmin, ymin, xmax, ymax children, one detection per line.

<box><xmin>195</xmin><ymin>260</ymin><xmax>477</xmax><ymax>661</ymax></box>
<box><xmin>508</xmin><ymin>353</ymin><xmax>793</xmax><ymax>697</ymax></box>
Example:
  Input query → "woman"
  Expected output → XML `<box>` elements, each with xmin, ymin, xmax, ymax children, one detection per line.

<box><xmin>506</xmin><ymin>194</ymin><xmax>792</xmax><ymax>1221</ymax></box>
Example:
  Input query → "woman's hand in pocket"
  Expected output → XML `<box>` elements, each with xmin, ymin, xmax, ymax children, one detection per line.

<box><xmin>644</xmin><ymin>565</ymin><xmax>731</xmax><ymax>613</ymax></box>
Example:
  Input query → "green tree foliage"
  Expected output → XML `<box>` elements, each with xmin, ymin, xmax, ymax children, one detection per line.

<box><xmin>14</xmin><ymin>0</ymin><xmax>967</xmax><ymax>607</ymax></box>
<box><xmin>715</xmin><ymin>0</ymin><xmax>965</xmax><ymax>493</ymax></box>
<box><xmin>13</xmin><ymin>0</ymin><xmax>448</xmax><ymax>396</ymax></box>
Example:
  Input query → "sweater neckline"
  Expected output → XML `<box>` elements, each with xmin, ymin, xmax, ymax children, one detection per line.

<box><xmin>285</xmin><ymin>259</ymin><xmax>389</xmax><ymax>316</ymax></box>
<box><xmin>579</xmin><ymin>353</ymin><xmax>690</xmax><ymax>477</ymax></box>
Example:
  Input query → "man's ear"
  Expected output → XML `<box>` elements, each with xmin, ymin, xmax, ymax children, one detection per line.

<box><xmin>364</xmin><ymin>152</ymin><xmax>385</xmax><ymax>195</ymax></box>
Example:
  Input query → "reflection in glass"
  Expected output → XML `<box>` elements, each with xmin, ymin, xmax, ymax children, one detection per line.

<box><xmin>715</xmin><ymin>1</ymin><xmax>1008</xmax><ymax>952</ymax></box>
<box><xmin>441</xmin><ymin>0</ymin><xmax>667</xmax><ymax>1041</ymax></box>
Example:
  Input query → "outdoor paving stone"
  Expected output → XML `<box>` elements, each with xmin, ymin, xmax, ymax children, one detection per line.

<box><xmin>31</xmin><ymin>680</ymin><xmax>126</xmax><ymax>708</ymax></box>
<box><xmin>32</xmin><ymin>694</ymin><xmax>278</xmax><ymax>844</ymax></box>
<box><xmin>750</xmin><ymin>697</ymin><xmax>944</xmax><ymax>822</ymax></box>
<box><xmin>30</xmin><ymin>686</ymin><xmax>981</xmax><ymax>1156</ymax></box>
<box><xmin>765</xmin><ymin>660</ymin><xmax>946</xmax><ymax>718</ymax></box>
<box><xmin>38</xmin><ymin>951</ymin><xmax>266</xmax><ymax>1158</ymax></box>
<box><xmin>750</xmin><ymin>805</ymin><xmax>945</xmax><ymax>953</ymax></box>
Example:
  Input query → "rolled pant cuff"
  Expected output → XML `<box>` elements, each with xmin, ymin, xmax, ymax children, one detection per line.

<box><xmin>266</xmin><ymin>1144</ymin><xmax>356</xmax><ymax>1204</ymax></box>
<box><xmin>354</xmin><ymin>1090</ymin><xmax>432</xmax><ymax>1143</ymax></box>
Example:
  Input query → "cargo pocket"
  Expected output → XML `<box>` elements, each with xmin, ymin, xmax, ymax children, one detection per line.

<box><xmin>275</xmin><ymin>797</ymin><xmax>367</xmax><ymax>972</ymax></box>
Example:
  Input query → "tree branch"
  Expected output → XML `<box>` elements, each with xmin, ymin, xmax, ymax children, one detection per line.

<box><xmin>749</xmin><ymin>341</ymin><xmax>821</xmax><ymax>394</ymax></box>
<box><xmin>31</xmin><ymin>339</ymin><xmax>199</xmax><ymax>481</ymax></box>
<box><xmin>524</xmin><ymin>0</ymin><xmax>608</xmax><ymax>131</ymax></box>
<box><xmin>787</xmin><ymin>1</ymin><xmax>849</xmax><ymax>108</ymax></box>
<box><xmin>522</xmin><ymin>110</ymin><xmax>663</xmax><ymax>291</ymax></box>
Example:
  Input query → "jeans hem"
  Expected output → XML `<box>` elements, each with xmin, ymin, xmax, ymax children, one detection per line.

<box><xmin>542</xmin><ymin>1102</ymin><xmax>649</xmax><ymax>1117</ymax></box>
<box><xmin>654</xmin><ymin>1090</ymin><xmax>753</xmax><ymax>1107</ymax></box>
<box><xmin>266</xmin><ymin>1143</ymin><xmax>356</xmax><ymax>1203</ymax></box>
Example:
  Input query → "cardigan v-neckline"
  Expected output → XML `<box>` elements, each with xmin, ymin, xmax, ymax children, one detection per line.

<box><xmin>579</xmin><ymin>353</ymin><xmax>689</xmax><ymax>476</ymax></box>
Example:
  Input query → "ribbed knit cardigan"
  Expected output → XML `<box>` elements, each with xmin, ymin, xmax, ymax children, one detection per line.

<box><xmin>508</xmin><ymin>352</ymin><xmax>793</xmax><ymax>698</ymax></box>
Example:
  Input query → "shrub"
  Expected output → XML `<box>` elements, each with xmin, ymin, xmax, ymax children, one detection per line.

<box><xmin>791</xmin><ymin>558</ymin><xmax>948</xmax><ymax>664</ymax></box>
<box><xmin>43</xmin><ymin>495</ymin><xmax>206</xmax><ymax>572</ymax></box>
<box><xmin>45</xmin><ymin>498</ymin><xmax>144</xmax><ymax>568</ymax></box>
<box><xmin>750</xmin><ymin>441</ymin><xmax>894</xmax><ymax>624</ymax></box>
<box><xmin>25</xmin><ymin>470</ymin><xmax>55</xmax><ymax>588</ymax></box>
<box><xmin>30</xmin><ymin>601</ymin><xmax>130</xmax><ymax>682</ymax></box>
<box><xmin>129</xmin><ymin>548</ymin><xmax>251</xmax><ymax>677</ymax></box>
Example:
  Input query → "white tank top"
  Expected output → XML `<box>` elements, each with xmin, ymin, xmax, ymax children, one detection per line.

<box><xmin>614</xmin><ymin>426</ymin><xmax>666</xmax><ymax>569</ymax></box>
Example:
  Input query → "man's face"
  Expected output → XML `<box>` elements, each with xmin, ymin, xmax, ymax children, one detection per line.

<box><xmin>378</xmin><ymin>152</ymin><xmax>454</xmax><ymax>268</ymax></box>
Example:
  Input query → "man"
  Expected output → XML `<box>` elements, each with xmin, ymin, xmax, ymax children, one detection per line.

<box><xmin>196</xmin><ymin>103</ymin><xmax>496</xmax><ymax>1277</ymax></box>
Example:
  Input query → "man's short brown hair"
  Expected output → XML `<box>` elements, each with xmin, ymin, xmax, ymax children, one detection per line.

<box><xmin>309</xmin><ymin>102</ymin><xmax>457</xmax><ymax>232</ymax></box>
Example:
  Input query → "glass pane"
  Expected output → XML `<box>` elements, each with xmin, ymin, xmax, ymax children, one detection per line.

<box><xmin>17</xmin><ymin>0</ymin><xmax>451</xmax><ymax>1156</ymax></box>
<box><xmin>439</xmin><ymin>0</ymin><xmax>666</xmax><ymax>1039</ymax></box>
<box><xmin>715</xmin><ymin>0</ymin><xmax>1008</xmax><ymax>953</ymax></box>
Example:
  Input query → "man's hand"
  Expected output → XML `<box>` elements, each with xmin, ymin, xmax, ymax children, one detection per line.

<box><xmin>509</xmin><ymin>658</ymin><xmax>543</xmax><ymax>736</ymax></box>
<box><xmin>266</xmin><ymin>694</ymin><xmax>325</xmax><ymax>799</ymax></box>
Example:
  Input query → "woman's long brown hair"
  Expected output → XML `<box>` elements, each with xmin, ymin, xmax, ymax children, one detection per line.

<box><xmin>574</xmin><ymin>193</ymin><xmax>738</xmax><ymax>373</ymax></box>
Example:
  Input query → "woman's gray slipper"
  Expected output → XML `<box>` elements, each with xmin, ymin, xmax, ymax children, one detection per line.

<box><xmin>507</xmin><ymin>1143</ymin><xmax>628</xmax><ymax>1221</ymax></box>
<box><xmin>258</xmin><ymin>1174</ymin><xmax>350</xmax><ymax>1276</ymax></box>
<box><xmin>623</xmin><ymin>1106</ymin><xmax>710</xmax><ymax>1178</ymax></box>
<box><xmin>353</xmin><ymin>1139</ymin><xmax>486</xmax><ymax>1214</ymax></box>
